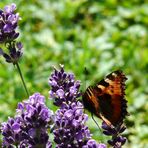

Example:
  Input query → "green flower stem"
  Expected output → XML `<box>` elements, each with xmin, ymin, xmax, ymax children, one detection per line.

<box><xmin>15</xmin><ymin>62</ymin><xmax>29</xmax><ymax>97</ymax></box>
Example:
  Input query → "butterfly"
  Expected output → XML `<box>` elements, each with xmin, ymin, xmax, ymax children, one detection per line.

<box><xmin>82</xmin><ymin>70</ymin><xmax>128</xmax><ymax>127</ymax></box>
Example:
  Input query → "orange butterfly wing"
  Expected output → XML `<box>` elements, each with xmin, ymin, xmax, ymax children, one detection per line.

<box><xmin>82</xmin><ymin>70</ymin><xmax>128</xmax><ymax>126</ymax></box>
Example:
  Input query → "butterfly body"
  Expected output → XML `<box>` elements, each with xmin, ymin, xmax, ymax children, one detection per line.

<box><xmin>82</xmin><ymin>70</ymin><xmax>128</xmax><ymax>126</ymax></box>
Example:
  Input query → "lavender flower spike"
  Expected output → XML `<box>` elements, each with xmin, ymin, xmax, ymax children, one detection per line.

<box><xmin>49</xmin><ymin>64</ymin><xmax>81</xmax><ymax>106</ymax></box>
<box><xmin>0</xmin><ymin>3</ymin><xmax>23</xmax><ymax>64</ymax></box>
<box><xmin>102</xmin><ymin>122</ymin><xmax>127</xmax><ymax>148</ymax></box>
<box><xmin>53</xmin><ymin>102</ymin><xmax>92</xmax><ymax>147</ymax></box>
<box><xmin>1</xmin><ymin>93</ymin><xmax>53</xmax><ymax>148</ymax></box>
<box><xmin>49</xmin><ymin>65</ymin><xmax>106</xmax><ymax>148</ymax></box>
<box><xmin>17</xmin><ymin>93</ymin><xmax>53</xmax><ymax>147</ymax></box>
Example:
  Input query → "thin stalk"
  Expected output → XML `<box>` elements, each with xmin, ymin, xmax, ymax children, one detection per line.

<box><xmin>15</xmin><ymin>62</ymin><xmax>29</xmax><ymax>97</ymax></box>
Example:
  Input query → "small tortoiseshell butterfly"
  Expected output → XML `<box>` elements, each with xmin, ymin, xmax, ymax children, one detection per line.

<box><xmin>82</xmin><ymin>70</ymin><xmax>128</xmax><ymax>127</ymax></box>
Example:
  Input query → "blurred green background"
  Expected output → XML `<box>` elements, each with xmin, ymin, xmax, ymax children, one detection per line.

<box><xmin>0</xmin><ymin>0</ymin><xmax>148</xmax><ymax>147</ymax></box>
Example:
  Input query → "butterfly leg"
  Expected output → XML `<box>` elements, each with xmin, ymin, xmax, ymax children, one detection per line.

<box><xmin>91</xmin><ymin>113</ymin><xmax>102</xmax><ymax>132</ymax></box>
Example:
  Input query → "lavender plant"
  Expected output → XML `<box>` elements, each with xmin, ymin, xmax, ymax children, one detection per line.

<box><xmin>1</xmin><ymin>93</ymin><xmax>53</xmax><ymax>148</ymax></box>
<box><xmin>0</xmin><ymin>3</ymin><xmax>29</xmax><ymax>97</ymax></box>
<box><xmin>49</xmin><ymin>65</ymin><xmax>106</xmax><ymax>148</ymax></box>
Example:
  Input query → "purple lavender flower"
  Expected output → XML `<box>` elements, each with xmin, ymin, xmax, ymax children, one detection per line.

<box><xmin>0</xmin><ymin>3</ymin><xmax>20</xmax><ymax>43</ymax></box>
<box><xmin>49</xmin><ymin>64</ymin><xmax>81</xmax><ymax>106</ymax></box>
<box><xmin>49</xmin><ymin>65</ymin><xmax>106</xmax><ymax>148</ymax></box>
<box><xmin>1</xmin><ymin>93</ymin><xmax>53</xmax><ymax>148</ymax></box>
<box><xmin>102</xmin><ymin>122</ymin><xmax>127</xmax><ymax>148</ymax></box>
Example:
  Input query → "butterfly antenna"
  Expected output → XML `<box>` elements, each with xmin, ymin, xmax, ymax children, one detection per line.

<box><xmin>83</xmin><ymin>67</ymin><xmax>89</xmax><ymax>90</ymax></box>
<box><xmin>91</xmin><ymin>113</ymin><xmax>102</xmax><ymax>133</ymax></box>
<box><xmin>82</xmin><ymin>67</ymin><xmax>90</xmax><ymax>113</ymax></box>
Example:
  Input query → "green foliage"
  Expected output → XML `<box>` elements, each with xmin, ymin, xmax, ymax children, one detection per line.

<box><xmin>0</xmin><ymin>0</ymin><xmax>148</xmax><ymax>147</ymax></box>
